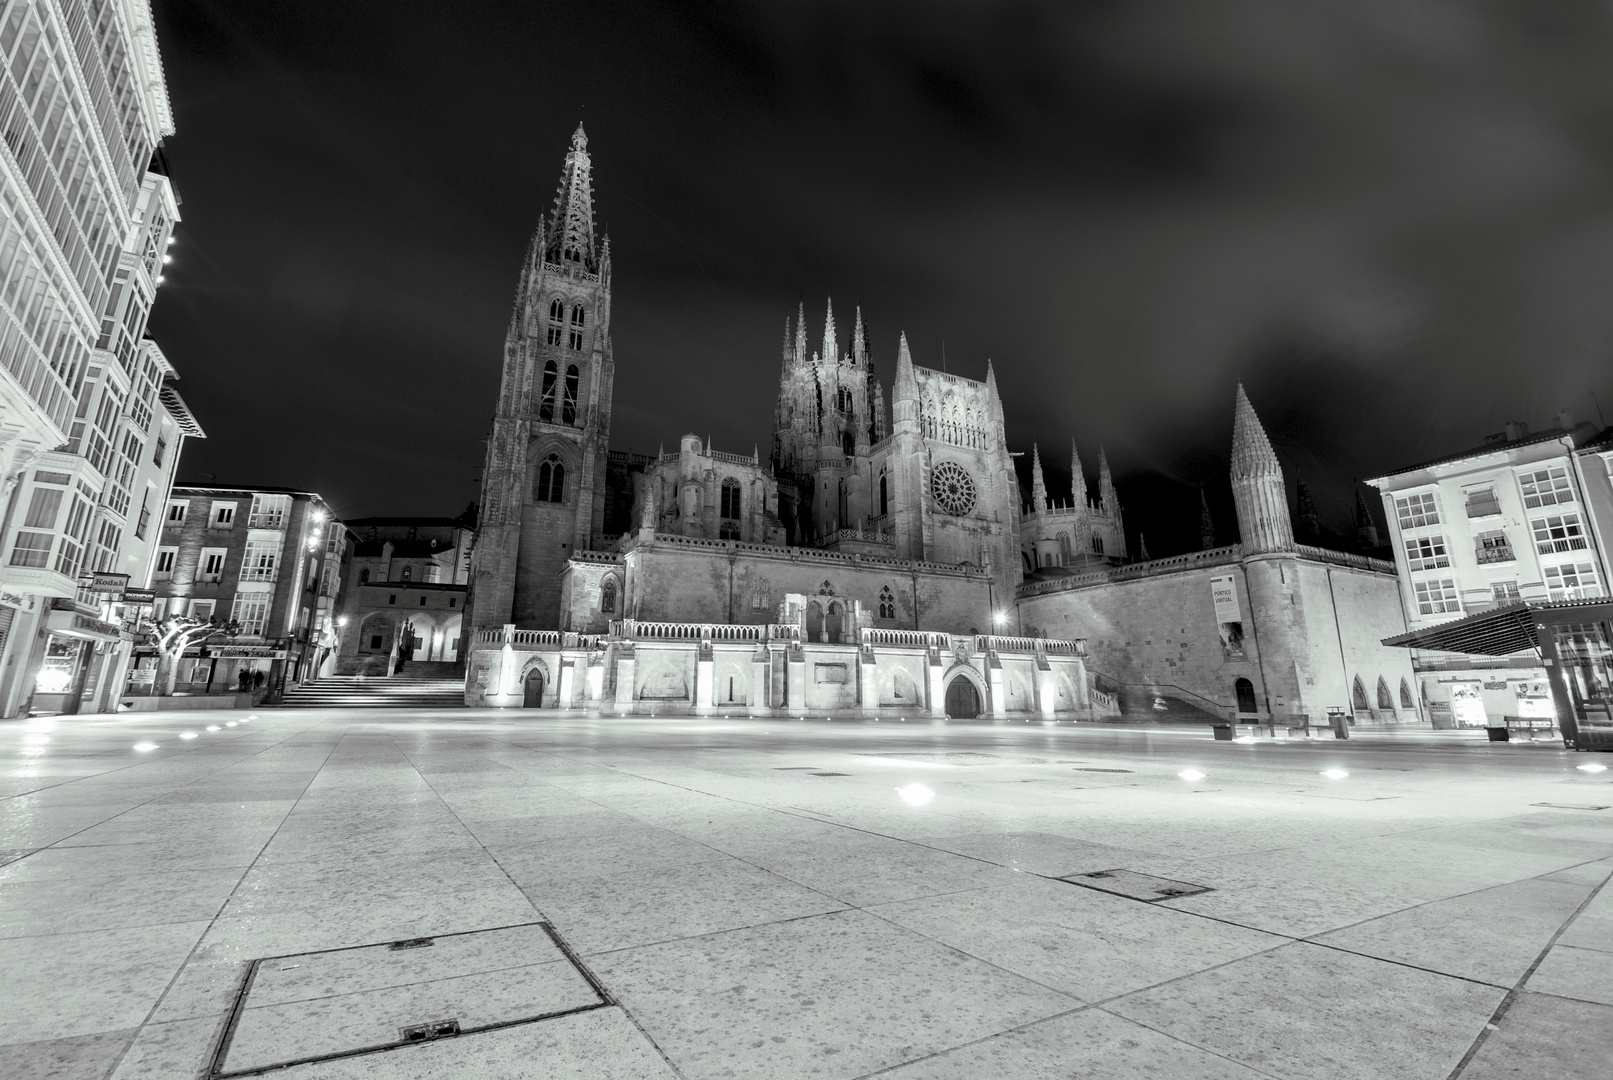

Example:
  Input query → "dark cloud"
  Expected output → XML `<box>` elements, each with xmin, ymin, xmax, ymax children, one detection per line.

<box><xmin>150</xmin><ymin>1</ymin><xmax>1613</xmax><ymax>554</ymax></box>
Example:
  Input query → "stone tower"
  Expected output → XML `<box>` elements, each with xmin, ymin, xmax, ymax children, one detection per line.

<box><xmin>771</xmin><ymin>300</ymin><xmax>885</xmax><ymax>543</ymax></box>
<box><xmin>470</xmin><ymin>125</ymin><xmax>615</xmax><ymax>632</ymax></box>
<box><xmin>1230</xmin><ymin>384</ymin><xmax>1294</xmax><ymax>554</ymax></box>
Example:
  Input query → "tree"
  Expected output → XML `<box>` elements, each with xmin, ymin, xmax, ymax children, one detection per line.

<box><xmin>139</xmin><ymin>614</ymin><xmax>241</xmax><ymax>696</ymax></box>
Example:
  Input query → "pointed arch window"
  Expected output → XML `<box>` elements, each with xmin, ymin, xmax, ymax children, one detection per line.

<box><xmin>1352</xmin><ymin>676</ymin><xmax>1369</xmax><ymax>711</ymax></box>
<box><xmin>1376</xmin><ymin>676</ymin><xmax>1394</xmax><ymax>711</ymax></box>
<box><xmin>878</xmin><ymin>585</ymin><xmax>895</xmax><ymax>620</ymax></box>
<box><xmin>841</xmin><ymin>431</ymin><xmax>855</xmax><ymax>458</ymax></box>
<box><xmin>536</xmin><ymin>454</ymin><xmax>566</xmax><ymax>503</ymax></box>
<box><xmin>720</xmin><ymin>478</ymin><xmax>742</xmax><ymax>520</ymax></box>
<box><xmin>539</xmin><ymin>360</ymin><xmax>558</xmax><ymax>421</ymax></box>
<box><xmin>1399</xmin><ymin>678</ymin><xmax>1415</xmax><ymax>710</ymax></box>
<box><xmin>837</xmin><ymin>387</ymin><xmax>853</xmax><ymax>413</ymax></box>
<box><xmin>568</xmin><ymin>305</ymin><xmax>586</xmax><ymax>350</ymax></box>
<box><xmin>546</xmin><ymin>299</ymin><xmax>564</xmax><ymax>346</ymax></box>
<box><xmin>400</xmin><ymin>565</ymin><xmax>411</xmax><ymax>583</ymax></box>
<box><xmin>600</xmin><ymin>577</ymin><xmax>617</xmax><ymax>614</ymax></box>
<box><xmin>1091</xmin><ymin>535</ymin><xmax>1104</xmax><ymax>555</ymax></box>
<box><xmin>879</xmin><ymin>470</ymin><xmax>888</xmax><ymax>517</ymax></box>
<box><xmin>562</xmin><ymin>365</ymin><xmax>579</xmax><ymax>425</ymax></box>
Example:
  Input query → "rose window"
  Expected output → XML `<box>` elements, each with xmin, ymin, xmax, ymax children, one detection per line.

<box><xmin>930</xmin><ymin>462</ymin><xmax>977</xmax><ymax>516</ymax></box>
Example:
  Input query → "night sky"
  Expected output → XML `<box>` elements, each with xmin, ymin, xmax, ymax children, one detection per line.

<box><xmin>148</xmin><ymin>1</ymin><xmax>1613</xmax><ymax>556</ymax></box>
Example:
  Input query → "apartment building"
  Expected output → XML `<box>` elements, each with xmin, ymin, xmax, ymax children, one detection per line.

<box><xmin>129</xmin><ymin>486</ymin><xmax>348</xmax><ymax>701</ymax></box>
<box><xmin>0</xmin><ymin>1</ymin><xmax>200</xmax><ymax>716</ymax></box>
<box><xmin>1367</xmin><ymin>414</ymin><xmax>1610</xmax><ymax>727</ymax></box>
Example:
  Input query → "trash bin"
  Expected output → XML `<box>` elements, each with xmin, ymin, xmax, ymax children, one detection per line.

<box><xmin>1212</xmin><ymin>724</ymin><xmax>1233</xmax><ymax>741</ymax></box>
<box><xmin>1329</xmin><ymin>712</ymin><xmax>1350</xmax><ymax>740</ymax></box>
<box><xmin>1486</xmin><ymin>726</ymin><xmax>1510</xmax><ymax>743</ymax></box>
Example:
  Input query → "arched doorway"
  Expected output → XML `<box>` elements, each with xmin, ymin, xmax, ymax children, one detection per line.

<box><xmin>523</xmin><ymin>669</ymin><xmax>544</xmax><ymax>708</ymax></box>
<box><xmin>825</xmin><ymin>601</ymin><xmax>843</xmax><ymax>644</ymax></box>
<box><xmin>1234</xmin><ymin>677</ymin><xmax>1257</xmax><ymax>715</ymax></box>
<box><xmin>805</xmin><ymin>601</ymin><xmax>824</xmax><ymax>643</ymax></box>
<box><xmin>944</xmin><ymin>676</ymin><xmax>981</xmax><ymax>719</ymax></box>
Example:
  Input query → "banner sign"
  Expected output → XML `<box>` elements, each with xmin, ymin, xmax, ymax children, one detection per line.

<box><xmin>1210</xmin><ymin>574</ymin><xmax>1245</xmax><ymax>660</ymax></box>
<box><xmin>1209</xmin><ymin>575</ymin><xmax>1241</xmax><ymax>624</ymax></box>
<box><xmin>122</xmin><ymin>587</ymin><xmax>156</xmax><ymax>604</ymax></box>
<box><xmin>72</xmin><ymin>613</ymin><xmax>125</xmax><ymax>639</ymax></box>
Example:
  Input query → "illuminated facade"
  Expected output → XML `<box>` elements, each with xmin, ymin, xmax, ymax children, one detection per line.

<box><xmin>1367</xmin><ymin>416</ymin><xmax>1612</xmax><ymax>727</ymax></box>
<box><xmin>130</xmin><ymin>486</ymin><xmax>345</xmax><ymax>702</ymax></box>
<box><xmin>0</xmin><ymin>0</ymin><xmax>197</xmax><ymax>717</ymax></box>
<box><xmin>333</xmin><ymin>516</ymin><xmax>472</xmax><ymax>676</ymax></box>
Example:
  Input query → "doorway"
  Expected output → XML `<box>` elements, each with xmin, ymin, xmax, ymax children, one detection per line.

<box><xmin>523</xmin><ymin>669</ymin><xmax>544</xmax><ymax>708</ymax></box>
<box><xmin>944</xmin><ymin>676</ymin><xmax>981</xmax><ymax>719</ymax></box>
<box><xmin>1234</xmin><ymin>677</ymin><xmax>1257</xmax><ymax>715</ymax></box>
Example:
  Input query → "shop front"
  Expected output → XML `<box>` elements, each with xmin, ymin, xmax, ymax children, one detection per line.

<box><xmin>30</xmin><ymin>607</ymin><xmax>129</xmax><ymax>715</ymax></box>
<box><xmin>125</xmin><ymin>643</ymin><xmax>287</xmax><ymax>699</ymax></box>
<box><xmin>1384</xmin><ymin>599</ymin><xmax>1613</xmax><ymax>750</ymax></box>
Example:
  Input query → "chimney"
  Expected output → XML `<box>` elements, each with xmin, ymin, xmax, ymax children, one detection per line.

<box><xmin>1503</xmin><ymin>420</ymin><xmax>1530</xmax><ymax>442</ymax></box>
<box><xmin>1554</xmin><ymin>409</ymin><xmax>1574</xmax><ymax>430</ymax></box>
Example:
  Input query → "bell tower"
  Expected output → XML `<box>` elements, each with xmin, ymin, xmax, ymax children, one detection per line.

<box><xmin>470</xmin><ymin>125</ymin><xmax>615</xmax><ymax>632</ymax></box>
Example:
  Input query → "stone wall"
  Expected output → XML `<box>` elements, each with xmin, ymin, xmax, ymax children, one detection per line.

<box><xmin>1019</xmin><ymin>550</ymin><xmax>1417</xmax><ymax>725</ymax></box>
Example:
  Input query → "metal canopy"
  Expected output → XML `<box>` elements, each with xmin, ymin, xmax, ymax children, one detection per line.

<box><xmin>1381</xmin><ymin>603</ymin><xmax>1540</xmax><ymax>657</ymax></box>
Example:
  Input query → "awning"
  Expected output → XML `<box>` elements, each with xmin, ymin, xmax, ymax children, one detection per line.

<box><xmin>1383</xmin><ymin>597</ymin><xmax>1613</xmax><ymax>657</ymax></box>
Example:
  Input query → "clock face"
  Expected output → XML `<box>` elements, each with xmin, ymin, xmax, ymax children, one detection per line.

<box><xmin>931</xmin><ymin>461</ymin><xmax>977</xmax><ymax>517</ymax></box>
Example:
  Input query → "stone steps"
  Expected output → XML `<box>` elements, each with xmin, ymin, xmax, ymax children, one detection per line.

<box><xmin>278</xmin><ymin>675</ymin><xmax>465</xmax><ymax>709</ymax></box>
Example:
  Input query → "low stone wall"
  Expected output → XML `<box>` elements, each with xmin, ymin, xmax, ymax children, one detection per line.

<box><xmin>465</xmin><ymin>625</ymin><xmax>1091</xmax><ymax>719</ymax></box>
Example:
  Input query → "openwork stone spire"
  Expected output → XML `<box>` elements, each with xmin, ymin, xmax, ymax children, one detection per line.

<box><xmin>1199</xmin><ymin>486</ymin><xmax>1216</xmax><ymax>550</ymax></box>
<box><xmin>1230</xmin><ymin>384</ymin><xmax>1295</xmax><ymax>553</ymax></box>
<box><xmin>1031</xmin><ymin>443</ymin><xmax>1047</xmax><ymax>510</ymax></box>
<box><xmin>822</xmin><ymin>298</ymin><xmax>838</xmax><ymax>365</ymax></box>
<box><xmin>1070</xmin><ymin>438</ymin><xmax>1087</xmax><ymax>508</ymax></box>
<box><xmin>545</xmin><ymin>123</ymin><xmax>597</xmax><ymax>269</ymax></box>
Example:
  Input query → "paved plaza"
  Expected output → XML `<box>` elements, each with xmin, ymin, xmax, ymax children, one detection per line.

<box><xmin>1</xmin><ymin>710</ymin><xmax>1610</xmax><ymax>1079</ymax></box>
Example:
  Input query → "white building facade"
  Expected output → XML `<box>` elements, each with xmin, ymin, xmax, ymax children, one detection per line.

<box><xmin>0</xmin><ymin>1</ymin><xmax>193</xmax><ymax>716</ymax></box>
<box><xmin>1367</xmin><ymin>417</ymin><xmax>1610</xmax><ymax>728</ymax></box>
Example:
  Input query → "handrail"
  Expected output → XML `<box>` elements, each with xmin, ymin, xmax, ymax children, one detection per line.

<box><xmin>1111</xmin><ymin>680</ymin><xmax>1233</xmax><ymax>719</ymax></box>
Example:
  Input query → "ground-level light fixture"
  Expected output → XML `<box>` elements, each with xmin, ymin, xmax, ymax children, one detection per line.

<box><xmin>180</xmin><ymin>732</ymin><xmax>197</xmax><ymax>740</ymax></box>
<box><xmin>1577</xmin><ymin>763</ymin><xmax>1608</xmax><ymax>773</ymax></box>
<box><xmin>206</xmin><ymin>725</ymin><xmax>220</xmax><ymax>731</ymax></box>
<box><xmin>1320</xmin><ymin>768</ymin><xmax>1349</xmax><ymax>779</ymax></box>
<box><xmin>133</xmin><ymin>742</ymin><xmax>158</xmax><ymax>751</ymax></box>
<box><xmin>896</xmin><ymin>783</ymin><xmax>935</xmax><ymax>806</ymax></box>
<box><xmin>1178</xmin><ymin>769</ymin><xmax>1206</xmax><ymax>782</ymax></box>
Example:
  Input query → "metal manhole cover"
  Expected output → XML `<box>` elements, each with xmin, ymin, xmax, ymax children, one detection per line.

<box><xmin>1060</xmin><ymin>869</ymin><xmax>1212</xmax><ymax>902</ymax></box>
<box><xmin>208</xmin><ymin>922</ymin><xmax>608</xmax><ymax>1077</ymax></box>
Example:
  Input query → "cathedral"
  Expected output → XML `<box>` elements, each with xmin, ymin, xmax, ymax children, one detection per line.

<box><xmin>463</xmin><ymin>127</ymin><xmax>1416</xmax><ymax>728</ymax></box>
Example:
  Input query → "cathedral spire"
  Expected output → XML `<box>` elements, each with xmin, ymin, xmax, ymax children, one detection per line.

<box><xmin>1098</xmin><ymin>445</ymin><xmax>1117</xmax><ymax>510</ymax></box>
<box><xmin>545</xmin><ymin>123</ymin><xmax>597</xmax><ymax>269</ymax></box>
<box><xmin>1296</xmin><ymin>478</ymin><xmax>1320</xmax><ymax>542</ymax></box>
<box><xmin>1070</xmin><ymin>438</ymin><xmax>1087</xmax><ymax>509</ymax></box>
<box><xmin>1353</xmin><ymin>484</ymin><xmax>1380</xmax><ymax>548</ymax></box>
<box><xmin>795</xmin><ymin>302</ymin><xmax>807</xmax><ymax>364</ymax></box>
<box><xmin>1031</xmin><ymin>443</ymin><xmax>1048</xmax><ymax>510</ymax></box>
<box><xmin>822</xmin><ymin>299</ymin><xmax>838</xmax><ymax>365</ymax></box>
<box><xmin>851</xmin><ymin>306</ymin><xmax>867</xmax><ymax>368</ymax></box>
<box><xmin>985</xmin><ymin>359</ymin><xmax>1002</xmax><ymax>424</ymax></box>
<box><xmin>1199</xmin><ymin>486</ymin><xmax>1216</xmax><ymax>550</ymax></box>
<box><xmin>1230</xmin><ymin>384</ymin><xmax>1295</xmax><ymax>553</ymax></box>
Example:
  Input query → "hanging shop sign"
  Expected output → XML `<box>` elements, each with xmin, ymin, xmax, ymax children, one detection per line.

<box><xmin>122</xmin><ymin>587</ymin><xmax>156</xmax><ymax>605</ymax></box>
<box><xmin>83</xmin><ymin>572</ymin><xmax>130</xmax><ymax>597</ymax></box>
<box><xmin>208</xmin><ymin>646</ymin><xmax>287</xmax><ymax>659</ymax></box>
<box><xmin>0</xmin><ymin>588</ymin><xmax>27</xmax><ymax>609</ymax></box>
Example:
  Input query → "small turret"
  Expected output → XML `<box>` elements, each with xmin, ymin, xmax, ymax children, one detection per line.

<box><xmin>822</xmin><ymin>299</ymin><xmax>838</xmax><ymax>366</ymax></box>
<box><xmin>892</xmin><ymin>333</ymin><xmax>919</xmax><ymax>435</ymax></box>
<box><xmin>1199</xmin><ymin>486</ymin><xmax>1216</xmax><ymax>550</ymax></box>
<box><xmin>1296</xmin><ymin>479</ymin><xmax>1320</xmax><ymax>543</ymax></box>
<box><xmin>851</xmin><ymin>306</ymin><xmax>867</xmax><ymax>368</ymax></box>
<box><xmin>1138</xmin><ymin>534</ymin><xmax>1150</xmax><ymax>561</ymax></box>
<box><xmin>1098</xmin><ymin>446</ymin><xmax>1118</xmax><ymax>511</ymax></box>
<box><xmin>1353</xmin><ymin>485</ymin><xmax>1380</xmax><ymax>548</ymax></box>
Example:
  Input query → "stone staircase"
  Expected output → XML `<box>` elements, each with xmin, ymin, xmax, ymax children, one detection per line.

<box><xmin>278</xmin><ymin>662</ymin><xmax>466</xmax><ymax>709</ymax></box>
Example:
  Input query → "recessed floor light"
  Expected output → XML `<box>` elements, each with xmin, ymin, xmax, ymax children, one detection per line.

<box><xmin>225</xmin><ymin>722</ymin><xmax>237</xmax><ymax>727</ymax></box>
<box><xmin>1321</xmin><ymin>769</ymin><xmax>1349</xmax><ymax>779</ymax></box>
<box><xmin>133</xmin><ymin>742</ymin><xmax>158</xmax><ymax>751</ymax></box>
<box><xmin>896</xmin><ymin>783</ymin><xmax>935</xmax><ymax>806</ymax></box>
<box><xmin>1178</xmin><ymin>769</ymin><xmax>1206</xmax><ymax>782</ymax></box>
<box><xmin>180</xmin><ymin>732</ymin><xmax>197</xmax><ymax>739</ymax></box>
<box><xmin>1577</xmin><ymin>763</ymin><xmax>1608</xmax><ymax>773</ymax></box>
<box><xmin>206</xmin><ymin>726</ymin><xmax>220</xmax><ymax>731</ymax></box>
